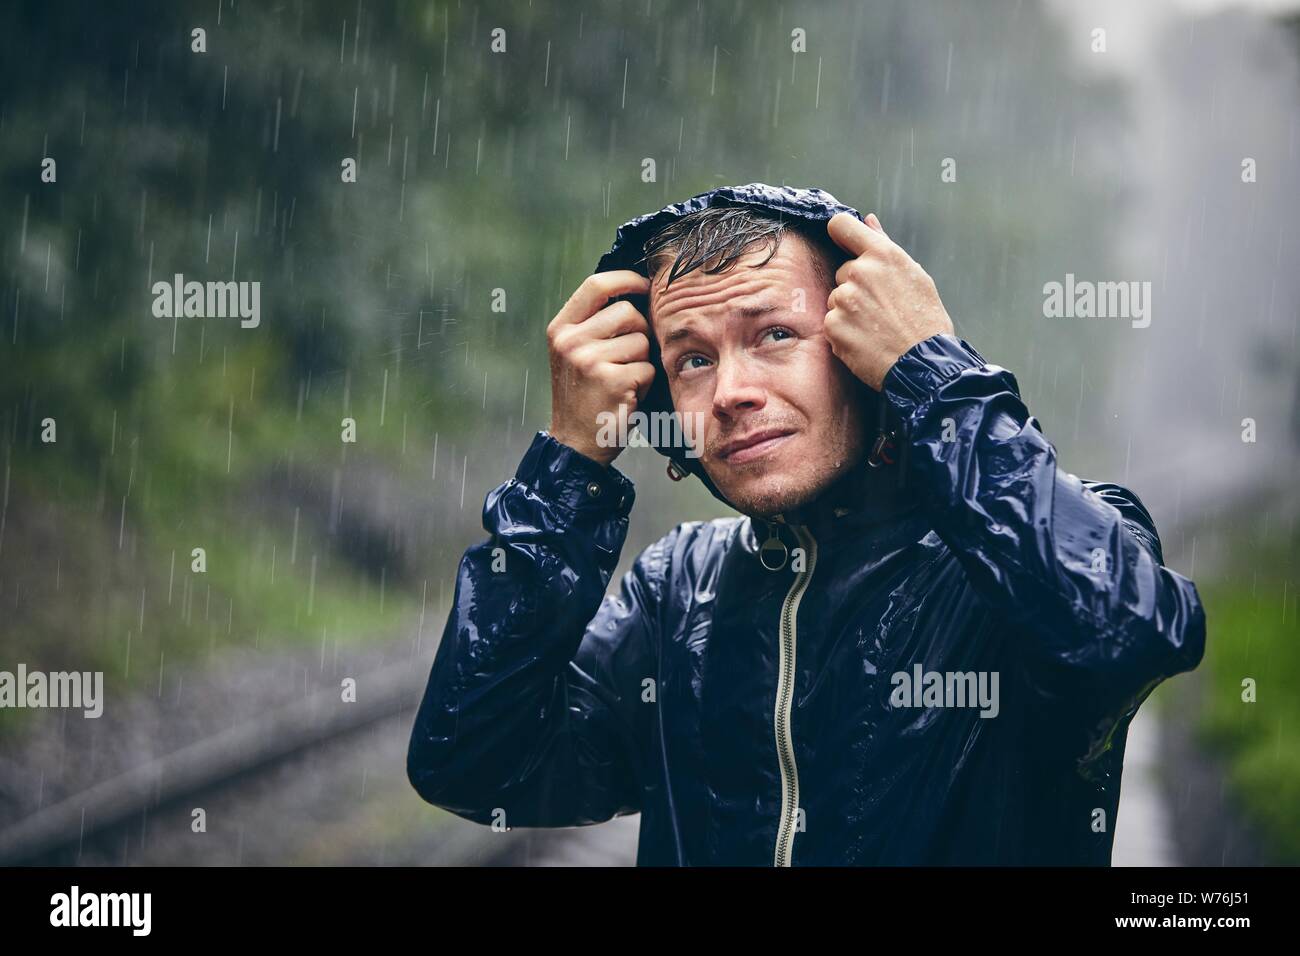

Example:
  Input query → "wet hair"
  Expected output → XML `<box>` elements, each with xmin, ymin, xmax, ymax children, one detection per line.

<box><xmin>640</xmin><ymin>205</ymin><xmax>844</xmax><ymax>293</ymax></box>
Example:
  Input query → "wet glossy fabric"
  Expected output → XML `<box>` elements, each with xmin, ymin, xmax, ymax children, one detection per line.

<box><xmin>407</xmin><ymin>184</ymin><xmax>1206</xmax><ymax>865</ymax></box>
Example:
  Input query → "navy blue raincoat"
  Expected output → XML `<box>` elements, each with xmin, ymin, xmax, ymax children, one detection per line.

<box><xmin>407</xmin><ymin>183</ymin><xmax>1206</xmax><ymax>865</ymax></box>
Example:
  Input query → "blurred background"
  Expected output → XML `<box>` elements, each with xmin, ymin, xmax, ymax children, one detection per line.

<box><xmin>0</xmin><ymin>0</ymin><xmax>1296</xmax><ymax>866</ymax></box>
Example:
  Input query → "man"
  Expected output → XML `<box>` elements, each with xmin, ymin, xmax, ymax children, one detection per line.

<box><xmin>406</xmin><ymin>183</ymin><xmax>1206</xmax><ymax>866</ymax></box>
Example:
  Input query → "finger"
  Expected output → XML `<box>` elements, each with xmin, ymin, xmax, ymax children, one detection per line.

<box><xmin>626</xmin><ymin>361</ymin><xmax>657</xmax><ymax>402</ymax></box>
<box><xmin>586</xmin><ymin>330</ymin><xmax>650</xmax><ymax>365</ymax></box>
<box><xmin>823</xmin><ymin>306</ymin><xmax>846</xmax><ymax>338</ymax></box>
<box><xmin>577</xmin><ymin>299</ymin><xmax>649</xmax><ymax>341</ymax></box>
<box><xmin>590</xmin><ymin>359</ymin><xmax>656</xmax><ymax>404</ymax></box>
<box><xmin>827</xmin><ymin>211</ymin><xmax>888</xmax><ymax>259</ymax></box>
<box><xmin>834</xmin><ymin>254</ymin><xmax>888</xmax><ymax>289</ymax></box>
<box><xmin>556</xmin><ymin>271</ymin><xmax>651</xmax><ymax>326</ymax></box>
<box><xmin>866</xmin><ymin>213</ymin><xmax>890</xmax><ymax>239</ymax></box>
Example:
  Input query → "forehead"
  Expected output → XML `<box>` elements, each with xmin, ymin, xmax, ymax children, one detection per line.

<box><xmin>648</xmin><ymin>231</ymin><xmax>825</xmax><ymax>334</ymax></box>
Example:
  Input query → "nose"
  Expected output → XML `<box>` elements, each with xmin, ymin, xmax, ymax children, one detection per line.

<box><xmin>711</xmin><ymin>352</ymin><xmax>767</xmax><ymax>422</ymax></box>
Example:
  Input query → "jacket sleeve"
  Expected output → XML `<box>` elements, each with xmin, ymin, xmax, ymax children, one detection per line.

<box><xmin>406</xmin><ymin>430</ymin><xmax>661</xmax><ymax>828</ymax></box>
<box><xmin>881</xmin><ymin>333</ymin><xmax>1207</xmax><ymax>763</ymax></box>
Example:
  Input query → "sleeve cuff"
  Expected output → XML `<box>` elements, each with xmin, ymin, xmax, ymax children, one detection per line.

<box><xmin>514</xmin><ymin>431</ymin><xmax>637</xmax><ymax>517</ymax></box>
<box><xmin>881</xmin><ymin>333</ymin><xmax>989</xmax><ymax>411</ymax></box>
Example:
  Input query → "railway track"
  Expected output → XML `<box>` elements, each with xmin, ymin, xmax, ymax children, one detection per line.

<box><xmin>0</xmin><ymin>656</ymin><xmax>432</xmax><ymax>865</ymax></box>
<box><xmin>0</xmin><ymin>642</ymin><xmax>638</xmax><ymax>866</ymax></box>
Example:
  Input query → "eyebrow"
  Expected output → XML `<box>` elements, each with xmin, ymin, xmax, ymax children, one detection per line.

<box><xmin>661</xmin><ymin>302</ymin><xmax>780</xmax><ymax>349</ymax></box>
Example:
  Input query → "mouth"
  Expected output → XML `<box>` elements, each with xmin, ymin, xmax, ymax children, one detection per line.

<box><xmin>716</xmin><ymin>428</ymin><xmax>797</xmax><ymax>465</ymax></box>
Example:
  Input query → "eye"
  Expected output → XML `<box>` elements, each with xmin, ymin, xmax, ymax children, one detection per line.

<box><xmin>675</xmin><ymin>353</ymin><xmax>713</xmax><ymax>375</ymax></box>
<box><xmin>760</xmin><ymin>326</ymin><xmax>796</xmax><ymax>344</ymax></box>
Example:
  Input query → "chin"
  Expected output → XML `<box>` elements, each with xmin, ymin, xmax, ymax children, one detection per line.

<box><xmin>715</xmin><ymin>472</ymin><xmax>824</xmax><ymax>519</ymax></box>
<box><xmin>715</xmin><ymin>446</ymin><xmax>860</xmax><ymax>518</ymax></box>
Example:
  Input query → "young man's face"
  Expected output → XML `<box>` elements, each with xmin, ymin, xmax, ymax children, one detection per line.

<box><xmin>649</xmin><ymin>233</ymin><xmax>869</xmax><ymax>518</ymax></box>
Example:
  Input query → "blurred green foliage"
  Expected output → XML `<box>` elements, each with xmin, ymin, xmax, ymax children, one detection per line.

<box><xmin>1199</xmin><ymin>540</ymin><xmax>1300</xmax><ymax>863</ymax></box>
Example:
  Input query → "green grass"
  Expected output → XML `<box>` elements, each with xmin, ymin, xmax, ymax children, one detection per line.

<box><xmin>1197</xmin><ymin>549</ymin><xmax>1300</xmax><ymax>863</ymax></box>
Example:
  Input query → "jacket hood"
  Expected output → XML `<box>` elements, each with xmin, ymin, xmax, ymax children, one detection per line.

<box><xmin>592</xmin><ymin>182</ymin><xmax>884</xmax><ymax>513</ymax></box>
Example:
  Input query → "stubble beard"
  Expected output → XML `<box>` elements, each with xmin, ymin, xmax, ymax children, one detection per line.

<box><xmin>707</xmin><ymin>414</ymin><xmax>866</xmax><ymax>519</ymax></box>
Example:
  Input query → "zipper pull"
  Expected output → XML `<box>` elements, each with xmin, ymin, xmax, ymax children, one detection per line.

<box><xmin>758</xmin><ymin>520</ymin><xmax>789</xmax><ymax>572</ymax></box>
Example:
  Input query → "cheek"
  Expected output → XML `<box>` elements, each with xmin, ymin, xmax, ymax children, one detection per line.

<box><xmin>668</xmin><ymin>376</ymin><xmax>710</xmax><ymax>417</ymax></box>
<box><xmin>765</xmin><ymin>339</ymin><xmax>833</xmax><ymax>394</ymax></box>
<box><xmin>805</xmin><ymin>353</ymin><xmax>863</xmax><ymax>421</ymax></box>
<box><xmin>824</xmin><ymin>369</ymin><xmax>861</xmax><ymax>419</ymax></box>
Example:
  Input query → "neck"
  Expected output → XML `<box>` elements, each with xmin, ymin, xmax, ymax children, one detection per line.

<box><xmin>761</xmin><ymin>454</ymin><xmax>914</xmax><ymax>541</ymax></box>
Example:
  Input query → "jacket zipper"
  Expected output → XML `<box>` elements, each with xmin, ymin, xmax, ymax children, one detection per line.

<box><xmin>773</xmin><ymin>522</ymin><xmax>817</xmax><ymax>867</ymax></box>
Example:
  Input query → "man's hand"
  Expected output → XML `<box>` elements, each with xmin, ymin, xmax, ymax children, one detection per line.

<box><xmin>824</xmin><ymin>212</ymin><xmax>955</xmax><ymax>391</ymax></box>
<box><xmin>547</xmin><ymin>270</ymin><xmax>656</xmax><ymax>466</ymax></box>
